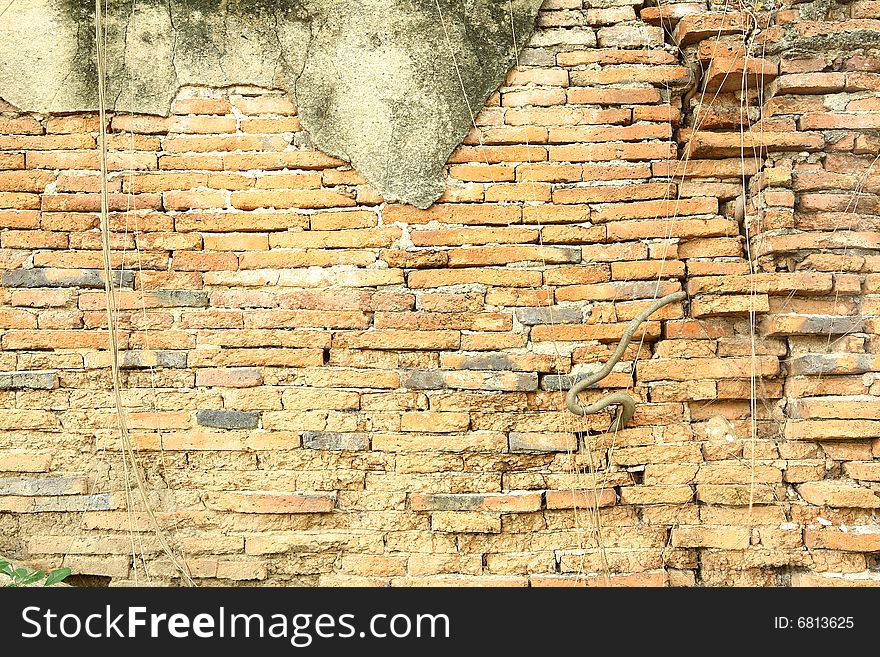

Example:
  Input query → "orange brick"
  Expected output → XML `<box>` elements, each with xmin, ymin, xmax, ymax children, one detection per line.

<box><xmin>592</xmin><ymin>197</ymin><xmax>718</xmax><ymax>222</ymax></box>
<box><xmin>0</xmin><ymin>153</ymin><xmax>25</xmax><ymax>169</ymax></box>
<box><xmin>163</xmin><ymin>135</ymin><xmax>289</xmax><ymax>153</ymax></box>
<box><xmin>384</xmin><ymin>204</ymin><xmax>521</xmax><ymax>226</ymax></box>
<box><xmin>172</xmin><ymin>97</ymin><xmax>233</xmax><ymax>115</ymax></box>
<box><xmin>0</xmin><ymin>210</ymin><xmax>39</xmax><ymax>228</ymax></box>
<box><xmin>505</xmin><ymin>106</ymin><xmax>631</xmax><ymax>126</ymax></box>
<box><xmin>159</xmin><ymin>153</ymin><xmax>223</xmax><ymax>170</ymax></box>
<box><xmin>549</xmin><ymin>123</ymin><xmax>671</xmax><ymax>144</ymax></box>
<box><xmin>0</xmin><ymin>117</ymin><xmax>44</xmax><ymax>135</ymax></box>
<box><xmin>1</xmin><ymin>230</ymin><xmax>68</xmax><ymax>249</ymax></box>
<box><xmin>553</xmin><ymin>182</ymin><xmax>673</xmax><ymax>205</ymax></box>
<box><xmin>202</xmin><ymin>233</ymin><xmax>269</xmax><ymax>251</ymax></box>
<box><xmin>0</xmin><ymin>170</ymin><xmax>54</xmax><ymax>192</ymax></box>
<box><xmin>175</xmin><ymin>211</ymin><xmax>309</xmax><ymax>232</ymax></box>
<box><xmin>484</xmin><ymin>182</ymin><xmax>551</xmax><ymax>202</ymax></box>
<box><xmin>123</xmin><ymin>172</ymin><xmax>209</xmax><ymax>192</ymax></box>
<box><xmin>163</xmin><ymin>190</ymin><xmax>228</xmax><ymax>210</ymax></box>
<box><xmin>549</xmin><ymin>142</ymin><xmax>676</xmax><ymax>162</ymax></box>
<box><xmin>0</xmin><ymin>192</ymin><xmax>39</xmax><ymax>209</ymax></box>
<box><xmin>254</xmin><ymin>172</ymin><xmax>322</xmax><ymax>189</ymax></box>
<box><xmin>40</xmin><ymin>193</ymin><xmax>162</xmax><ymax>212</ymax></box>
<box><xmin>401</xmin><ymin>412</ymin><xmax>470</xmax><ymax>433</ymax></box>
<box><xmin>2</xmin><ymin>329</ymin><xmax>126</xmax><ymax>350</ymax></box>
<box><xmin>448</xmin><ymin>145</ymin><xmax>548</xmax><ymax>164</ymax></box>
<box><xmin>567</xmin><ymin>87</ymin><xmax>661</xmax><ymax>105</ymax></box>
<box><xmin>173</xmin><ymin>252</ymin><xmax>239</xmax><ymax>271</ymax></box>
<box><xmin>409</xmin><ymin>268</ymin><xmax>542</xmax><ymax>289</ymax></box>
<box><xmin>230</xmin><ymin>189</ymin><xmax>356</xmax><ymax>210</ymax></box>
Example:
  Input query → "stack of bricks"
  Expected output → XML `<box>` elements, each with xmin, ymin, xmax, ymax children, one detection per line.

<box><xmin>0</xmin><ymin>0</ymin><xmax>878</xmax><ymax>586</ymax></box>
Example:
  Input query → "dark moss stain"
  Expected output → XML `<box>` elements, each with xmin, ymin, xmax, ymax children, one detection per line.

<box><xmin>53</xmin><ymin>0</ymin><xmax>100</xmax><ymax>106</ymax></box>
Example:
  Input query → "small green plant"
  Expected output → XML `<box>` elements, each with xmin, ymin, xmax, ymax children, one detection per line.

<box><xmin>0</xmin><ymin>558</ymin><xmax>71</xmax><ymax>587</ymax></box>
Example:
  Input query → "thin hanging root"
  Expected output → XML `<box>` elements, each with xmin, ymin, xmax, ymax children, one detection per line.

<box><xmin>565</xmin><ymin>291</ymin><xmax>687</xmax><ymax>432</ymax></box>
<box><xmin>94</xmin><ymin>0</ymin><xmax>194</xmax><ymax>586</ymax></box>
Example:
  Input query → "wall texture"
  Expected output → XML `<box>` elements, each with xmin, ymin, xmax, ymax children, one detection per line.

<box><xmin>1</xmin><ymin>0</ymin><xmax>879</xmax><ymax>586</ymax></box>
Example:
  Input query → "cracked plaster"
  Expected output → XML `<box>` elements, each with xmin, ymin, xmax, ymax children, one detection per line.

<box><xmin>0</xmin><ymin>0</ymin><xmax>543</xmax><ymax>207</ymax></box>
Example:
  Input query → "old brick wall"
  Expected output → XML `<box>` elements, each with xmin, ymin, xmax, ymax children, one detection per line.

<box><xmin>1</xmin><ymin>0</ymin><xmax>879</xmax><ymax>586</ymax></box>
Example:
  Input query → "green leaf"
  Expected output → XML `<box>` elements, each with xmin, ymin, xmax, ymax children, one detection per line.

<box><xmin>19</xmin><ymin>571</ymin><xmax>45</xmax><ymax>586</ymax></box>
<box><xmin>0</xmin><ymin>560</ymin><xmax>13</xmax><ymax>576</ymax></box>
<box><xmin>45</xmin><ymin>568</ymin><xmax>72</xmax><ymax>586</ymax></box>
<box><xmin>12</xmin><ymin>567</ymin><xmax>29</xmax><ymax>581</ymax></box>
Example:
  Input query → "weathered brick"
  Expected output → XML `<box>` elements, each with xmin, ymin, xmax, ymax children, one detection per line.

<box><xmin>515</xmin><ymin>306</ymin><xmax>584</xmax><ymax>326</ymax></box>
<box><xmin>411</xmin><ymin>492</ymin><xmax>541</xmax><ymax>513</ymax></box>
<box><xmin>805</xmin><ymin>529</ymin><xmax>880</xmax><ymax>552</ymax></box>
<box><xmin>0</xmin><ymin>476</ymin><xmax>88</xmax><ymax>496</ymax></box>
<box><xmin>303</xmin><ymin>432</ymin><xmax>370</xmax><ymax>451</ymax></box>
<box><xmin>195</xmin><ymin>367</ymin><xmax>263</xmax><ymax>388</ymax></box>
<box><xmin>196</xmin><ymin>409</ymin><xmax>261</xmax><ymax>430</ymax></box>
<box><xmin>672</xmin><ymin>526</ymin><xmax>750</xmax><ymax>549</ymax></box>
<box><xmin>509</xmin><ymin>432</ymin><xmax>577</xmax><ymax>452</ymax></box>
<box><xmin>545</xmin><ymin>489</ymin><xmax>616</xmax><ymax>509</ymax></box>
<box><xmin>2</xmin><ymin>268</ymin><xmax>135</xmax><ymax>289</ymax></box>
<box><xmin>0</xmin><ymin>370</ymin><xmax>57</xmax><ymax>389</ymax></box>
<box><xmin>762</xmin><ymin>314</ymin><xmax>863</xmax><ymax>336</ymax></box>
<box><xmin>797</xmin><ymin>481</ymin><xmax>880</xmax><ymax>508</ymax></box>
<box><xmin>401</xmin><ymin>369</ymin><xmax>538</xmax><ymax>392</ymax></box>
<box><xmin>0</xmin><ymin>451</ymin><xmax>52</xmax><ymax>473</ymax></box>
<box><xmin>639</xmin><ymin>357</ymin><xmax>779</xmax><ymax>382</ymax></box>
<box><xmin>430</xmin><ymin>511</ymin><xmax>501</xmax><ymax>533</ymax></box>
<box><xmin>205</xmin><ymin>491</ymin><xmax>334</xmax><ymax>513</ymax></box>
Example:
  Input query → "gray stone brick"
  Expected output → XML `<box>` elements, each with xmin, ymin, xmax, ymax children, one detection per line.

<box><xmin>542</xmin><ymin>373</ymin><xmax>592</xmax><ymax>392</ymax></box>
<box><xmin>151</xmin><ymin>290</ymin><xmax>210</xmax><ymax>307</ymax></box>
<box><xmin>518</xmin><ymin>47</ymin><xmax>557</xmax><ymax>67</ymax></box>
<box><xmin>32</xmin><ymin>494</ymin><xmax>113</xmax><ymax>512</ymax></box>
<box><xmin>414</xmin><ymin>493</ymin><xmax>482</xmax><ymax>511</ymax></box>
<box><xmin>196</xmin><ymin>409</ymin><xmax>261</xmax><ymax>430</ymax></box>
<box><xmin>509</xmin><ymin>432</ymin><xmax>575</xmax><ymax>453</ymax></box>
<box><xmin>2</xmin><ymin>268</ymin><xmax>134</xmax><ymax>289</ymax></box>
<box><xmin>302</xmin><ymin>432</ymin><xmax>369</xmax><ymax>451</ymax></box>
<box><xmin>788</xmin><ymin>353</ymin><xmax>873</xmax><ymax>376</ymax></box>
<box><xmin>763</xmin><ymin>314</ymin><xmax>865</xmax><ymax>336</ymax></box>
<box><xmin>0</xmin><ymin>370</ymin><xmax>58</xmax><ymax>390</ymax></box>
<box><xmin>515</xmin><ymin>306</ymin><xmax>584</xmax><ymax>326</ymax></box>
<box><xmin>121</xmin><ymin>351</ymin><xmax>187</xmax><ymax>369</ymax></box>
<box><xmin>452</xmin><ymin>354</ymin><xmax>519</xmax><ymax>371</ymax></box>
<box><xmin>155</xmin><ymin>351</ymin><xmax>188</xmax><ymax>368</ymax></box>
<box><xmin>0</xmin><ymin>476</ymin><xmax>89</xmax><ymax>496</ymax></box>
<box><xmin>401</xmin><ymin>369</ymin><xmax>447</xmax><ymax>390</ymax></box>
